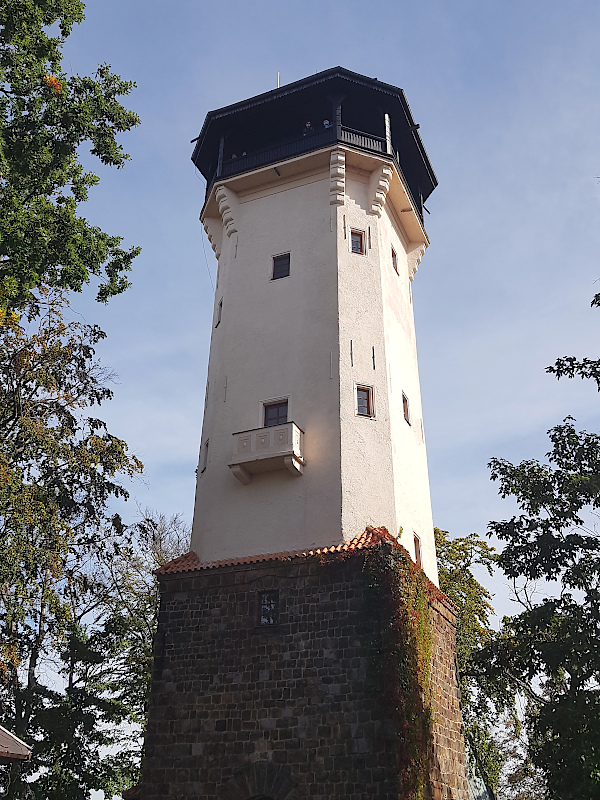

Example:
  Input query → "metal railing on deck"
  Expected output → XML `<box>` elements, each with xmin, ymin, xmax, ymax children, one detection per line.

<box><xmin>218</xmin><ymin>126</ymin><xmax>388</xmax><ymax>181</ymax></box>
<box><xmin>339</xmin><ymin>126</ymin><xmax>387</xmax><ymax>153</ymax></box>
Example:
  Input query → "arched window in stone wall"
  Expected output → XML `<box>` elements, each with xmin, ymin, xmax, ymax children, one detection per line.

<box><xmin>218</xmin><ymin>762</ymin><xmax>297</xmax><ymax>800</ymax></box>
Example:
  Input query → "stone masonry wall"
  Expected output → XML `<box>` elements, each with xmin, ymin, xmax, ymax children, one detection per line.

<box><xmin>139</xmin><ymin>552</ymin><xmax>468</xmax><ymax>800</ymax></box>
<box><xmin>429</xmin><ymin>595</ymin><xmax>470</xmax><ymax>800</ymax></box>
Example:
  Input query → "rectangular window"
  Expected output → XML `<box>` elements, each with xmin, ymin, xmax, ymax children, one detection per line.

<box><xmin>402</xmin><ymin>392</ymin><xmax>411</xmax><ymax>425</ymax></box>
<box><xmin>414</xmin><ymin>534</ymin><xmax>422</xmax><ymax>569</ymax></box>
<box><xmin>258</xmin><ymin>591</ymin><xmax>278</xmax><ymax>625</ymax></box>
<box><xmin>356</xmin><ymin>385</ymin><xmax>374</xmax><ymax>417</ymax></box>
<box><xmin>272</xmin><ymin>253</ymin><xmax>290</xmax><ymax>280</ymax></box>
<box><xmin>215</xmin><ymin>298</ymin><xmax>223</xmax><ymax>327</ymax></box>
<box><xmin>351</xmin><ymin>230</ymin><xmax>365</xmax><ymax>255</ymax></box>
<box><xmin>264</xmin><ymin>400</ymin><xmax>288</xmax><ymax>427</ymax></box>
<box><xmin>392</xmin><ymin>248</ymin><xmax>398</xmax><ymax>274</ymax></box>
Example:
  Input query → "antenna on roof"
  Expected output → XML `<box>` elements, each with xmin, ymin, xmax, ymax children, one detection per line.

<box><xmin>277</xmin><ymin>72</ymin><xmax>280</xmax><ymax>88</ymax></box>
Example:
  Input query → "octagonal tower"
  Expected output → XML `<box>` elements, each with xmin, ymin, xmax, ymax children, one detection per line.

<box><xmin>190</xmin><ymin>67</ymin><xmax>439</xmax><ymax>584</ymax></box>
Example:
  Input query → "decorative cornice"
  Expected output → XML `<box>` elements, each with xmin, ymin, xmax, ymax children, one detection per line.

<box><xmin>202</xmin><ymin>215</ymin><xmax>223</xmax><ymax>259</ymax></box>
<box><xmin>215</xmin><ymin>185</ymin><xmax>238</xmax><ymax>238</ymax></box>
<box><xmin>329</xmin><ymin>148</ymin><xmax>346</xmax><ymax>205</ymax></box>
<box><xmin>407</xmin><ymin>243</ymin><xmax>427</xmax><ymax>282</ymax></box>
<box><xmin>369</xmin><ymin>164</ymin><xmax>393</xmax><ymax>216</ymax></box>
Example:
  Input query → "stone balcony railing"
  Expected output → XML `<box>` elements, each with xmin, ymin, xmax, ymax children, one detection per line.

<box><xmin>229</xmin><ymin>422</ymin><xmax>305</xmax><ymax>485</ymax></box>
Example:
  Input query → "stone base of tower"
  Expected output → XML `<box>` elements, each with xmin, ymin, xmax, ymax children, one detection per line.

<box><xmin>136</xmin><ymin>529</ymin><xmax>469</xmax><ymax>800</ymax></box>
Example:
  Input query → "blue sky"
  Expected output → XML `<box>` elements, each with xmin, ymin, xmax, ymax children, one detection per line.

<box><xmin>62</xmin><ymin>0</ymin><xmax>600</xmax><ymax>616</ymax></box>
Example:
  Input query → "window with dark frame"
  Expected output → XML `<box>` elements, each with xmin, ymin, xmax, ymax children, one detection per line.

<box><xmin>272</xmin><ymin>253</ymin><xmax>290</xmax><ymax>280</ymax></box>
<box><xmin>351</xmin><ymin>230</ymin><xmax>365</xmax><ymax>255</ymax></box>
<box><xmin>258</xmin><ymin>591</ymin><xmax>278</xmax><ymax>626</ymax></box>
<box><xmin>402</xmin><ymin>392</ymin><xmax>410</xmax><ymax>425</ymax></box>
<box><xmin>392</xmin><ymin>247</ymin><xmax>398</xmax><ymax>274</ymax></box>
<box><xmin>356</xmin><ymin>386</ymin><xmax>373</xmax><ymax>417</ymax></box>
<box><xmin>215</xmin><ymin>298</ymin><xmax>223</xmax><ymax>327</ymax></box>
<box><xmin>264</xmin><ymin>400</ymin><xmax>288</xmax><ymax>427</ymax></box>
<box><xmin>414</xmin><ymin>534</ymin><xmax>422</xmax><ymax>569</ymax></box>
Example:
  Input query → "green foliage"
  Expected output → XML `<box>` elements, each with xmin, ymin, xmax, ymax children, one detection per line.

<box><xmin>0</xmin><ymin>291</ymin><xmax>144</xmax><ymax>798</ymax></box>
<box><xmin>363</xmin><ymin>538</ymin><xmax>434</xmax><ymax>800</ymax></box>
<box><xmin>435</xmin><ymin>528</ymin><xmax>504</xmax><ymax>792</ymax></box>
<box><xmin>100</xmin><ymin>510</ymin><xmax>190</xmax><ymax>721</ymax></box>
<box><xmin>434</xmin><ymin>529</ymin><xmax>496</xmax><ymax>698</ymax></box>
<box><xmin>0</xmin><ymin>4</ymin><xmax>149</xmax><ymax>795</ymax></box>
<box><xmin>0</xmin><ymin>0</ymin><xmax>141</xmax><ymax>309</ymax></box>
<box><xmin>479</xmin><ymin>292</ymin><xmax>600</xmax><ymax>798</ymax></box>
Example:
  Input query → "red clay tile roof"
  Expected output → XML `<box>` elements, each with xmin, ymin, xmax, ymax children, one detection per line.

<box><xmin>155</xmin><ymin>526</ymin><xmax>396</xmax><ymax>575</ymax></box>
<box><xmin>0</xmin><ymin>724</ymin><xmax>31</xmax><ymax>761</ymax></box>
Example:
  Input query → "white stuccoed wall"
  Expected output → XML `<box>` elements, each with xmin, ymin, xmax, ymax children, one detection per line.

<box><xmin>191</xmin><ymin>146</ymin><xmax>438</xmax><ymax>585</ymax></box>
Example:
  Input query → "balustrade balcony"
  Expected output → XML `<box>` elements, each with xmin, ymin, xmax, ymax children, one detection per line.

<box><xmin>229</xmin><ymin>422</ymin><xmax>305</xmax><ymax>485</ymax></box>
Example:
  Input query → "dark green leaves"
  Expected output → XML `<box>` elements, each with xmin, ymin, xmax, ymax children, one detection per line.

<box><xmin>480</xmin><ymin>303</ymin><xmax>600</xmax><ymax>798</ymax></box>
<box><xmin>0</xmin><ymin>1</ymin><xmax>140</xmax><ymax>309</ymax></box>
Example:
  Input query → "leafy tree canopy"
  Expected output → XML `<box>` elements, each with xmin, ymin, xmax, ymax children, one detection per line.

<box><xmin>0</xmin><ymin>0</ymin><xmax>140</xmax><ymax>311</ymax></box>
<box><xmin>478</xmin><ymin>291</ymin><xmax>600</xmax><ymax>800</ymax></box>
<box><xmin>0</xmin><ymin>292</ymin><xmax>144</xmax><ymax>798</ymax></box>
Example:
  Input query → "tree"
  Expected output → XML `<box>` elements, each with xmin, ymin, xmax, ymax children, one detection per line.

<box><xmin>0</xmin><ymin>0</ymin><xmax>140</xmax><ymax>312</ymax></box>
<box><xmin>0</xmin><ymin>292</ymin><xmax>144</xmax><ymax>798</ymax></box>
<box><xmin>0</xmin><ymin>4</ymin><xmax>148</xmax><ymax>795</ymax></box>
<box><xmin>478</xmin><ymin>291</ymin><xmax>600</xmax><ymax>799</ymax></box>
<box><xmin>100</xmin><ymin>510</ymin><xmax>190</xmax><ymax>729</ymax></box>
<box><xmin>435</xmin><ymin>528</ymin><xmax>504</xmax><ymax>793</ymax></box>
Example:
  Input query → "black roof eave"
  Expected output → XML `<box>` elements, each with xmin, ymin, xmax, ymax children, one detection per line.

<box><xmin>191</xmin><ymin>67</ymin><xmax>437</xmax><ymax>191</ymax></box>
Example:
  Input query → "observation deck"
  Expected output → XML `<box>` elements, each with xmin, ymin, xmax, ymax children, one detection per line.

<box><xmin>191</xmin><ymin>67</ymin><xmax>437</xmax><ymax>221</ymax></box>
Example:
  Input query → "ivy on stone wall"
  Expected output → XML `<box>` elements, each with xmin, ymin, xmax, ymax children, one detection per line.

<box><xmin>364</xmin><ymin>538</ymin><xmax>435</xmax><ymax>800</ymax></box>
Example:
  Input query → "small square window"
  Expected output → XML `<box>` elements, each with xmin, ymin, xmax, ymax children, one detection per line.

<box><xmin>356</xmin><ymin>386</ymin><xmax>374</xmax><ymax>417</ymax></box>
<box><xmin>258</xmin><ymin>591</ymin><xmax>278</xmax><ymax>625</ymax></box>
<box><xmin>414</xmin><ymin>534</ymin><xmax>422</xmax><ymax>569</ymax></box>
<box><xmin>264</xmin><ymin>400</ymin><xmax>288</xmax><ymax>427</ymax></box>
<box><xmin>391</xmin><ymin>248</ymin><xmax>398</xmax><ymax>274</ymax></box>
<box><xmin>402</xmin><ymin>393</ymin><xmax>411</xmax><ymax>425</ymax></box>
<box><xmin>351</xmin><ymin>230</ymin><xmax>365</xmax><ymax>255</ymax></box>
<box><xmin>272</xmin><ymin>253</ymin><xmax>290</xmax><ymax>280</ymax></box>
<box><xmin>215</xmin><ymin>298</ymin><xmax>223</xmax><ymax>327</ymax></box>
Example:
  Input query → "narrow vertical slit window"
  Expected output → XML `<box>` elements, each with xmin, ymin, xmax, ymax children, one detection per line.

<box><xmin>272</xmin><ymin>253</ymin><xmax>290</xmax><ymax>280</ymax></box>
<box><xmin>392</xmin><ymin>248</ymin><xmax>398</xmax><ymax>274</ymax></box>
<box><xmin>350</xmin><ymin>340</ymin><xmax>353</xmax><ymax>367</ymax></box>
<box><xmin>356</xmin><ymin>386</ymin><xmax>374</xmax><ymax>417</ymax></box>
<box><xmin>200</xmin><ymin>439</ymin><xmax>209</xmax><ymax>473</ymax></box>
<box><xmin>351</xmin><ymin>230</ymin><xmax>365</xmax><ymax>254</ymax></box>
<box><xmin>264</xmin><ymin>400</ymin><xmax>288</xmax><ymax>427</ymax></box>
<box><xmin>414</xmin><ymin>534</ymin><xmax>422</xmax><ymax>569</ymax></box>
<box><xmin>402</xmin><ymin>393</ymin><xmax>411</xmax><ymax>425</ymax></box>
<box><xmin>215</xmin><ymin>298</ymin><xmax>223</xmax><ymax>327</ymax></box>
<box><xmin>372</xmin><ymin>346</ymin><xmax>376</xmax><ymax>370</ymax></box>
<box><xmin>258</xmin><ymin>591</ymin><xmax>278</xmax><ymax>626</ymax></box>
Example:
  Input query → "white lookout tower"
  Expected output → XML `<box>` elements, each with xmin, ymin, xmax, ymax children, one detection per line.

<box><xmin>191</xmin><ymin>67</ymin><xmax>439</xmax><ymax>584</ymax></box>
